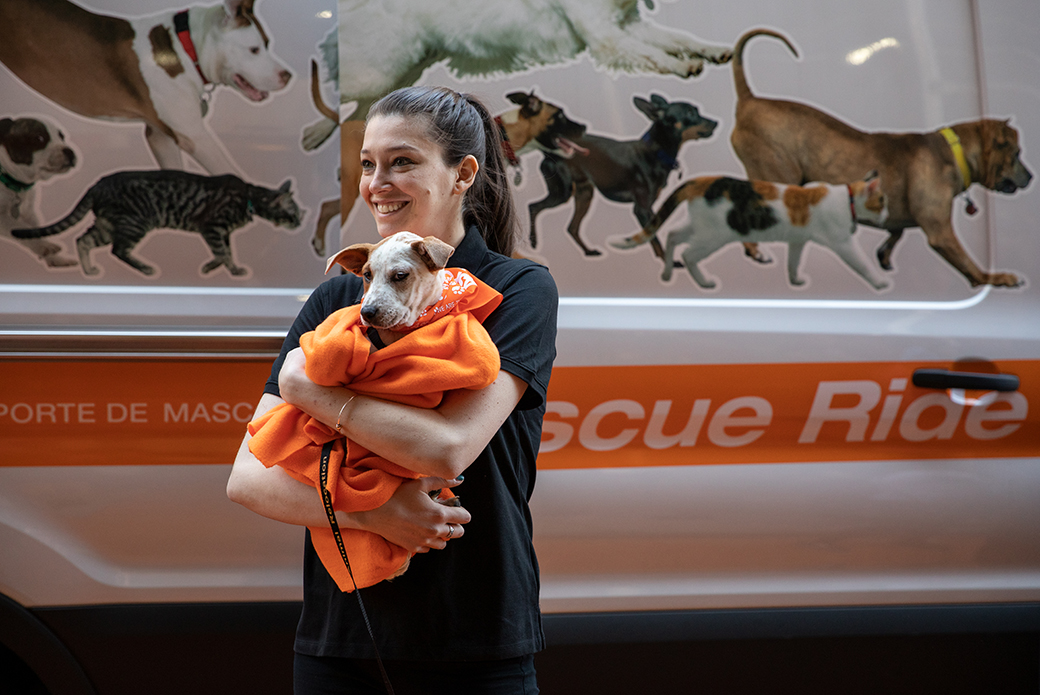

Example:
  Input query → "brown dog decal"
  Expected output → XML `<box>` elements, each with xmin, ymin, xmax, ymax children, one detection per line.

<box><xmin>729</xmin><ymin>28</ymin><xmax>1032</xmax><ymax>288</ymax></box>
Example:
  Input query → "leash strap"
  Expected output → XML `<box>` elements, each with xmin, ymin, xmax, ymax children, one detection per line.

<box><xmin>319</xmin><ymin>440</ymin><xmax>396</xmax><ymax>695</ymax></box>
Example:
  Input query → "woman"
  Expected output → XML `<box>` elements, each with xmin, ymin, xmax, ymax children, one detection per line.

<box><xmin>227</xmin><ymin>86</ymin><xmax>558</xmax><ymax>694</ymax></box>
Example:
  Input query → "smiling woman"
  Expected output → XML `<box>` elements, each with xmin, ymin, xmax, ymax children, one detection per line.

<box><xmin>226</xmin><ymin>86</ymin><xmax>558</xmax><ymax>695</ymax></box>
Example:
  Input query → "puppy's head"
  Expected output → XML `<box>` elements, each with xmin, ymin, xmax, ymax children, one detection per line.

<box><xmin>326</xmin><ymin>231</ymin><xmax>454</xmax><ymax>330</ymax></box>
<box><xmin>0</xmin><ymin>117</ymin><xmax>77</xmax><ymax>185</ymax></box>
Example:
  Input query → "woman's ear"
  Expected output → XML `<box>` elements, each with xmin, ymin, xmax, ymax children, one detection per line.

<box><xmin>454</xmin><ymin>155</ymin><xmax>479</xmax><ymax>193</ymax></box>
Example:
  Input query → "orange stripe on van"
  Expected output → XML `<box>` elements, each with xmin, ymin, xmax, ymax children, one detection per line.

<box><xmin>537</xmin><ymin>360</ymin><xmax>1039</xmax><ymax>469</ymax></box>
<box><xmin>0</xmin><ymin>359</ymin><xmax>1036</xmax><ymax>468</ymax></box>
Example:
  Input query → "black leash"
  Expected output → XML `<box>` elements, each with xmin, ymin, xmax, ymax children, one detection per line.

<box><xmin>319</xmin><ymin>440</ymin><xmax>396</xmax><ymax>695</ymax></box>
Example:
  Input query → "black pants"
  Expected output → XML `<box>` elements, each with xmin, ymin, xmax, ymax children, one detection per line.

<box><xmin>294</xmin><ymin>652</ymin><xmax>539</xmax><ymax>695</ymax></box>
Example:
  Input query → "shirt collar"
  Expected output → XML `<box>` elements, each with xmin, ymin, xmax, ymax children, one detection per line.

<box><xmin>449</xmin><ymin>225</ymin><xmax>489</xmax><ymax>271</ymax></box>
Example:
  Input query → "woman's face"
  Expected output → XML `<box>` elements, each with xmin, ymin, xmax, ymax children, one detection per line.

<box><xmin>359</xmin><ymin>114</ymin><xmax>477</xmax><ymax>246</ymax></box>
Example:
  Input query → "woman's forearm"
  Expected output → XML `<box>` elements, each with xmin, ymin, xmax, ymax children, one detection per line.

<box><xmin>278</xmin><ymin>348</ymin><xmax>527</xmax><ymax>480</ymax></box>
<box><xmin>226</xmin><ymin>393</ymin><xmax>473</xmax><ymax>553</ymax></box>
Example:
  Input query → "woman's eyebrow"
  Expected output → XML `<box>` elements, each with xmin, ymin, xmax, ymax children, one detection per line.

<box><xmin>360</xmin><ymin>143</ymin><xmax>422</xmax><ymax>155</ymax></box>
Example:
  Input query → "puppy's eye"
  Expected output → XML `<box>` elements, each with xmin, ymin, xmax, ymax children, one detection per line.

<box><xmin>392</xmin><ymin>271</ymin><xmax>409</xmax><ymax>282</ymax></box>
<box><xmin>250</xmin><ymin>46</ymin><xmax>260</xmax><ymax>55</ymax></box>
<box><xmin>362</xmin><ymin>271</ymin><xmax>372</xmax><ymax>283</ymax></box>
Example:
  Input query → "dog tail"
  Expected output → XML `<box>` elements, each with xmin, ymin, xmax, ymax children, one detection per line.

<box><xmin>302</xmin><ymin>59</ymin><xmax>339</xmax><ymax>151</ymax></box>
<box><xmin>733</xmin><ymin>29</ymin><xmax>799</xmax><ymax>101</ymax></box>
<box><xmin>610</xmin><ymin>181</ymin><xmax>695</xmax><ymax>250</ymax></box>
<box><xmin>11</xmin><ymin>191</ymin><xmax>94</xmax><ymax>239</ymax></box>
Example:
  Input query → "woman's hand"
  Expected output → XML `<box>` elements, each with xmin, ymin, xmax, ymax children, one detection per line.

<box><xmin>278</xmin><ymin>347</ymin><xmax>311</xmax><ymax>405</ymax></box>
<box><xmin>351</xmin><ymin>476</ymin><xmax>471</xmax><ymax>553</ymax></box>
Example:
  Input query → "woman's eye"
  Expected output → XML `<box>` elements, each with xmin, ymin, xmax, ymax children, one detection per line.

<box><xmin>393</xmin><ymin>157</ymin><xmax>412</xmax><ymax>167</ymax></box>
<box><xmin>360</xmin><ymin>159</ymin><xmax>374</xmax><ymax>171</ymax></box>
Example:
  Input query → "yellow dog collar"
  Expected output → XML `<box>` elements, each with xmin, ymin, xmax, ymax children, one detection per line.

<box><xmin>941</xmin><ymin>127</ymin><xmax>972</xmax><ymax>191</ymax></box>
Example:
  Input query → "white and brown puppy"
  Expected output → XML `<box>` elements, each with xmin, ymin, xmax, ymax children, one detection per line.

<box><xmin>0</xmin><ymin>116</ymin><xmax>78</xmax><ymax>267</ymax></box>
<box><xmin>325</xmin><ymin>232</ymin><xmax>455</xmax><ymax>348</ymax></box>
<box><xmin>0</xmin><ymin>0</ymin><xmax>291</xmax><ymax>176</ymax></box>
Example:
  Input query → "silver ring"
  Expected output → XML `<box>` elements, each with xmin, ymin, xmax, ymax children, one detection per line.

<box><xmin>445</xmin><ymin>523</ymin><xmax>455</xmax><ymax>540</ymax></box>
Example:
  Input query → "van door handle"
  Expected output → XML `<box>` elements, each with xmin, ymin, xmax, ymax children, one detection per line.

<box><xmin>912</xmin><ymin>368</ymin><xmax>1019</xmax><ymax>392</ymax></box>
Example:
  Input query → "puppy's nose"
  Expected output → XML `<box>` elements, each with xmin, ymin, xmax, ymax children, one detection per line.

<box><xmin>62</xmin><ymin>148</ymin><xmax>76</xmax><ymax>167</ymax></box>
<box><xmin>360</xmin><ymin>304</ymin><xmax>379</xmax><ymax>323</ymax></box>
<box><xmin>279</xmin><ymin>70</ymin><xmax>292</xmax><ymax>87</ymax></box>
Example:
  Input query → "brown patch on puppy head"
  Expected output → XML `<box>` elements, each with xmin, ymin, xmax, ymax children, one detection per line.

<box><xmin>751</xmin><ymin>180</ymin><xmax>780</xmax><ymax>200</ymax></box>
<box><xmin>149</xmin><ymin>25</ymin><xmax>185</xmax><ymax>78</ymax></box>
<box><xmin>411</xmin><ymin>236</ymin><xmax>454</xmax><ymax>271</ymax></box>
<box><xmin>782</xmin><ymin>185</ymin><xmax>828</xmax><ymax>226</ymax></box>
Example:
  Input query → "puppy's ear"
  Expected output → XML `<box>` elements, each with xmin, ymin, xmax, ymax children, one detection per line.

<box><xmin>413</xmin><ymin>236</ymin><xmax>455</xmax><ymax>271</ymax></box>
<box><xmin>506</xmin><ymin>92</ymin><xmax>528</xmax><ymax>106</ymax></box>
<box><xmin>325</xmin><ymin>243</ymin><xmax>373</xmax><ymax>276</ymax></box>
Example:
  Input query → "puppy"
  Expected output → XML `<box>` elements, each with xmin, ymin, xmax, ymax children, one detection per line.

<box><xmin>0</xmin><ymin>116</ymin><xmax>78</xmax><ymax>267</ymax></box>
<box><xmin>248</xmin><ymin>231</ymin><xmax>503</xmax><ymax>590</ymax></box>
<box><xmin>326</xmin><ymin>232</ymin><xmax>456</xmax><ymax>348</ymax></box>
<box><xmin>729</xmin><ymin>28</ymin><xmax>1033</xmax><ymax>287</ymax></box>
<box><xmin>529</xmin><ymin>93</ymin><xmax>718</xmax><ymax>260</ymax></box>
<box><xmin>0</xmin><ymin>0</ymin><xmax>291</xmax><ymax>176</ymax></box>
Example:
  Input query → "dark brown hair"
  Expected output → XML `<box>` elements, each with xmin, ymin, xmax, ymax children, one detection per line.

<box><xmin>368</xmin><ymin>86</ymin><xmax>520</xmax><ymax>256</ymax></box>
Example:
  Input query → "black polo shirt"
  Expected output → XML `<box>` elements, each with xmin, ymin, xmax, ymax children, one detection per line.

<box><xmin>264</xmin><ymin>227</ymin><xmax>558</xmax><ymax>661</ymax></box>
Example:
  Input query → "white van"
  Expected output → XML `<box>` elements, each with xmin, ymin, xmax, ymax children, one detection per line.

<box><xmin>1</xmin><ymin>0</ymin><xmax>1037</xmax><ymax>692</ymax></box>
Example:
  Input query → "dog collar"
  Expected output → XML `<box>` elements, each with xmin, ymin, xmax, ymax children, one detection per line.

<box><xmin>940</xmin><ymin>128</ymin><xmax>972</xmax><ymax>191</ymax></box>
<box><xmin>641</xmin><ymin>132</ymin><xmax>680</xmax><ymax>171</ymax></box>
<box><xmin>0</xmin><ymin>164</ymin><xmax>33</xmax><ymax>193</ymax></box>
<box><xmin>174</xmin><ymin>10</ymin><xmax>209</xmax><ymax>85</ymax></box>
<box><xmin>494</xmin><ymin>116</ymin><xmax>520</xmax><ymax>167</ymax></box>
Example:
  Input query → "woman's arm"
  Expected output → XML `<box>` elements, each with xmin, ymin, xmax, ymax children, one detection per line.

<box><xmin>278</xmin><ymin>347</ymin><xmax>529</xmax><ymax>480</ymax></box>
<box><xmin>226</xmin><ymin>393</ymin><xmax>472</xmax><ymax>553</ymax></box>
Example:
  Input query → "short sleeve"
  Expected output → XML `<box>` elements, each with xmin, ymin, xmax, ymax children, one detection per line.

<box><xmin>481</xmin><ymin>263</ymin><xmax>558</xmax><ymax>410</ymax></box>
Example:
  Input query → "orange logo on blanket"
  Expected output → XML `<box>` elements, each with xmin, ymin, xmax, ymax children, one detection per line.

<box><xmin>247</xmin><ymin>269</ymin><xmax>502</xmax><ymax>592</ymax></box>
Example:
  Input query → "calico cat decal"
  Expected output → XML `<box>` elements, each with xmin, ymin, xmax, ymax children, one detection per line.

<box><xmin>612</xmin><ymin>172</ymin><xmax>890</xmax><ymax>290</ymax></box>
<box><xmin>13</xmin><ymin>170</ymin><xmax>302</xmax><ymax>277</ymax></box>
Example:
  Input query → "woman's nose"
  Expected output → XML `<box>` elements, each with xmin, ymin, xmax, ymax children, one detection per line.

<box><xmin>368</xmin><ymin>165</ymin><xmax>392</xmax><ymax>191</ymax></box>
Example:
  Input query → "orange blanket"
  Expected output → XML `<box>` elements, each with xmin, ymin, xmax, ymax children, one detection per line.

<box><xmin>248</xmin><ymin>269</ymin><xmax>502</xmax><ymax>592</ymax></box>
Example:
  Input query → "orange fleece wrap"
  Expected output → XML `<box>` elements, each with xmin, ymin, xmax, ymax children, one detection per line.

<box><xmin>247</xmin><ymin>269</ymin><xmax>502</xmax><ymax>592</ymax></box>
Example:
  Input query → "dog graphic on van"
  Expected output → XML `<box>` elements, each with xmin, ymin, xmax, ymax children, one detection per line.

<box><xmin>0</xmin><ymin>0</ymin><xmax>292</xmax><ymax>177</ymax></box>
<box><xmin>530</xmin><ymin>94</ymin><xmax>718</xmax><ymax>263</ymax></box>
<box><xmin>613</xmin><ymin>172</ymin><xmax>891</xmax><ymax>291</ymax></box>
<box><xmin>306</xmin><ymin>0</ymin><xmax>734</xmax><ymax>253</ymax></box>
<box><xmin>728</xmin><ymin>28</ymin><xmax>1032</xmax><ymax>288</ymax></box>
